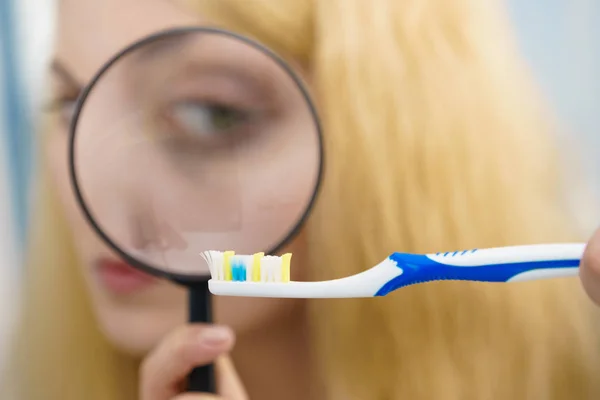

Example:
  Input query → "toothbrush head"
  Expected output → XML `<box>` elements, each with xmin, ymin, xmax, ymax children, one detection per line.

<box><xmin>202</xmin><ymin>250</ymin><xmax>293</xmax><ymax>283</ymax></box>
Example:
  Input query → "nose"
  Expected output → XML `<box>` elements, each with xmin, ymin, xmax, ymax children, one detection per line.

<box><xmin>129</xmin><ymin>204</ymin><xmax>188</xmax><ymax>252</ymax></box>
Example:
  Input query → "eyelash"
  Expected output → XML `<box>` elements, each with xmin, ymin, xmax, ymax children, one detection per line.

<box><xmin>161</xmin><ymin>99</ymin><xmax>257</xmax><ymax>140</ymax></box>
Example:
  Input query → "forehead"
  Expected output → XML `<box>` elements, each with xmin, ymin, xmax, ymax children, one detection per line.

<box><xmin>56</xmin><ymin>0</ymin><xmax>201</xmax><ymax>83</ymax></box>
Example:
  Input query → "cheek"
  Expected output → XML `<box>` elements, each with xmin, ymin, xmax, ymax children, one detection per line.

<box><xmin>46</xmin><ymin>133</ymin><xmax>87</xmax><ymax>230</ymax></box>
<box><xmin>46</xmin><ymin>134</ymin><xmax>70</xmax><ymax>202</ymax></box>
<box><xmin>45</xmin><ymin>133</ymin><xmax>108</xmax><ymax>280</ymax></box>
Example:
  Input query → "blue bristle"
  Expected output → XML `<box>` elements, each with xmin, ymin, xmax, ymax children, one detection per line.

<box><xmin>238</xmin><ymin>261</ymin><xmax>246</xmax><ymax>281</ymax></box>
<box><xmin>231</xmin><ymin>258</ymin><xmax>246</xmax><ymax>282</ymax></box>
<box><xmin>232</xmin><ymin>263</ymin><xmax>238</xmax><ymax>281</ymax></box>
<box><xmin>232</xmin><ymin>261</ymin><xmax>239</xmax><ymax>281</ymax></box>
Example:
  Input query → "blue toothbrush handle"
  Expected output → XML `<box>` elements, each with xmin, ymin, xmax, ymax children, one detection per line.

<box><xmin>376</xmin><ymin>243</ymin><xmax>584</xmax><ymax>296</ymax></box>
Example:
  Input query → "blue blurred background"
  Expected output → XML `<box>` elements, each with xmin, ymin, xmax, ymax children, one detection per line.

<box><xmin>508</xmin><ymin>0</ymin><xmax>599</xmax><ymax>180</ymax></box>
<box><xmin>1</xmin><ymin>0</ymin><xmax>33</xmax><ymax>248</ymax></box>
<box><xmin>0</xmin><ymin>0</ymin><xmax>56</xmax><ymax>374</ymax></box>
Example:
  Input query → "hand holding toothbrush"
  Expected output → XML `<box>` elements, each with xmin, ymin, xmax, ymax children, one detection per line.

<box><xmin>580</xmin><ymin>227</ymin><xmax>600</xmax><ymax>306</ymax></box>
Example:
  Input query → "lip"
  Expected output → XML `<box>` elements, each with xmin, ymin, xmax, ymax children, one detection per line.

<box><xmin>95</xmin><ymin>258</ymin><xmax>158</xmax><ymax>294</ymax></box>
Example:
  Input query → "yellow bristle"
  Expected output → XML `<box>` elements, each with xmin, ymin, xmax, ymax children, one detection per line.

<box><xmin>281</xmin><ymin>253</ymin><xmax>292</xmax><ymax>282</ymax></box>
<box><xmin>252</xmin><ymin>252</ymin><xmax>264</xmax><ymax>282</ymax></box>
<box><xmin>223</xmin><ymin>251</ymin><xmax>235</xmax><ymax>281</ymax></box>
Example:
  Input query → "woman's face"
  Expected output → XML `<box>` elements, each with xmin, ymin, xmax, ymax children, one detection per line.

<box><xmin>48</xmin><ymin>0</ymin><xmax>317</xmax><ymax>356</ymax></box>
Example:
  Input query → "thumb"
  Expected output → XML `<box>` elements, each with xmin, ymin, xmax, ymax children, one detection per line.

<box><xmin>581</xmin><ymin>227</ymin><xmax>600</xmax><ymax>306</ymax></box>
<box><xmin>217</xmin><ymin>356</ymin><xmax>248</xmax><ymax>400</ymax></box>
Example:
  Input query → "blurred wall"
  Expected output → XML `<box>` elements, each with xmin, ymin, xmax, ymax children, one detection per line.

<box><xmin>507</xmin><ymin>0</ymin><xmax>600</xmax><ymax>234</ymax></box>
<box><xmin>507</xmin><ymin>0</ymin><xmax>599</xmax><ymax>182</ymax></box>
<box><xmin>0</xmin><ymin>0</ymin><xmax>21</xmax><ymax>376</ymax></box>
<box><xmin>0</xmin><ymin>48</ymin><xmax>20</xmax><ymax>377</ymax></box>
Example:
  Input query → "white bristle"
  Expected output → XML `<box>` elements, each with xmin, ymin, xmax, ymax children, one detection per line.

<box><xmin>265</xmin><ymin>257</ymin><xmax>272</xmax><ymax>282</ymax></box>
<box><xmin>261</xmin><ymin>255</ymin><xmax>283</xmax><ymax>282</ymax></box>
<box><xmin>240</xmin><ymin>255</ymin><xmax>253</xmax><ymax>281</ymax></box>
<box><xmin>216</xmin><ymin>252</ymin><xmax>226</xmax><ymax>280</ymax></box>
<box><xmin>264</xmin><ymin>256</ymin><xmax>273</xmax><ymax>282</ymax></box>
<box><xmin>200</xmin><ymin>251</ymin><xmax>213</xmax><ymax>278</ymax></box>
<box><xmin>260</xmin><ymin>256</ymin><xmax>268</xmax><ymax>281</ymax></box>
<box><xmin>274</xmin><ymin>257</ymin><xmax>283</xmax><ymax>282</ymax></box>
<box><xmin>267</xmin><ymin>256</ymin><xmax>274</xmax><ymax>282</ymax></box>
<box><xmin>201</xmin><ymin>250</ymin><xmax>224</xmax><ymax>280</ymax></box>
<box><xmin>274</xmin><ymin>256</ymin><xmax>280</xmax><ymax>281</ymax></box>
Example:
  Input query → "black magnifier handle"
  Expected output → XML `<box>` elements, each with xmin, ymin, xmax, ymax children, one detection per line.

<box><xmin>188</xmin><ymin>282</ymin><xmax>216</xmax><ymax>393</ymax></box>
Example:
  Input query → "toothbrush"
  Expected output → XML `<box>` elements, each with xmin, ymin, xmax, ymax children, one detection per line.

<box><xmin>203</xmin><ymin>244</ymin><xmax>584</xmax><ymax>298</ymax></box>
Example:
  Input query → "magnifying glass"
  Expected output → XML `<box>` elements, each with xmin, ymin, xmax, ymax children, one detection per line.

<box><xmin>68</xmin><ymin>27</ymin><xmax>324</xmax><ymax>393</ymax></box>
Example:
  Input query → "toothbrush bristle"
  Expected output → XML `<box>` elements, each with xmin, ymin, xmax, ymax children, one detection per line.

<box><xmin>201</xmin><ymin>251</ymin><xmax>292</xmax><ymax>283</ymax></box>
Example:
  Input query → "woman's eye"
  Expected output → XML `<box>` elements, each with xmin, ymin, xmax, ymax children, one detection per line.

<box><xmin>168</xmin><ymin>101</ymin><xmax>249</xmax><ymax>138</ymax></box>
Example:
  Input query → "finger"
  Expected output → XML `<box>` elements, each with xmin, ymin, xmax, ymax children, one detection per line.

<box><xmin>217</xmin><ymin>356</ymin><xmax>249</xmax><ymax>400</ymax></box>
<box><xmin>581</xmin><ymin>227</ymin><xmax>600</xmax><ymax>305</ymax></box>
<box><xmin>140</xmin><ymin>324</ymin><xmax>235</xmax><ymax>400</ymax></box>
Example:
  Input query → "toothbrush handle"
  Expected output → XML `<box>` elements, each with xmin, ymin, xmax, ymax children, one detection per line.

<box><xmin>380</xmin><ymin>243</ymin><xmax>584</xmax><ymax>296</ymax></box>
<box><xmin>425</xmin><ymin>243</ymin><xmax>584</xmax><ymax>282</ymax></box>
<box><xmin>427</xmin><ymin>243</ymin><xmax>584</xmax><ymax>267</ymax></box>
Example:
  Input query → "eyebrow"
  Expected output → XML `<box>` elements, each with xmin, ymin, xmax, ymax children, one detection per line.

<box><xmin>129</xmin><ymin>35</ymin><xmax>281</xmax><ymax>89</ymax></box>
<box><xmin>134</xmin><ymin>34</ymin><xmax>191</xmax><ymax>61</ymax></box>
<box><xmin>50</xmin><ymin>60</ymin><xmax>82</xmax><ymax>88</ymax></box>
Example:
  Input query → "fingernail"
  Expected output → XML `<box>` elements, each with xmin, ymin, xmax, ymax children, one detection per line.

<box><xmin>199</xmin><ymin>327</ymin><xmax>232</xmax><ymax>347</ymax></box>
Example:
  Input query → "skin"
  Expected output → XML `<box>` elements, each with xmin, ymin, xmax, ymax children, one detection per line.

<box><xmin>49</xmin><ymin>0</ymin><xmax>319</xmax><ymax>399</ymax></box>
<box><xmin>580</xmin><ymin>228</ymin><xmax>600</xmax><ymax>308</ymax></box>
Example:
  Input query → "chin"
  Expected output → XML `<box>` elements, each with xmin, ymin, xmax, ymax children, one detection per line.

<box><xmin>93</xmin><ymin>295</ymin><xmax>301</xmax><ymax>357</ymax></box>
<box><xmin>86</xmin><ymin>280</ymin><xmax>187</xmax><ymax>356</ymax></box>
<box><xmin>96</xmin><ymin>300</ymin><xmax>187</xmax><ymax>357</ymax></box>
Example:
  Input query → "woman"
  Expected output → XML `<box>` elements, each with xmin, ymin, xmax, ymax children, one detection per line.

<box><xmin>9</xmin><ymin>0</ymin><xmax>600</xmax><ymax>399</ymax></box>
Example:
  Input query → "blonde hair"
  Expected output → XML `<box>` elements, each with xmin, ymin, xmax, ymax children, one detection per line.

<box><xmin>10</xmin><ymin>0</ymin><xmax>600</xmax><ymax>399</ymax></box>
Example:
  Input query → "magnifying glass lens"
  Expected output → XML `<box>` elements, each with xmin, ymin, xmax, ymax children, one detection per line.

<box><xmin>71</xmin><ymin>29</ymin><xmax>322</xmax><ymax>279</ymax></box>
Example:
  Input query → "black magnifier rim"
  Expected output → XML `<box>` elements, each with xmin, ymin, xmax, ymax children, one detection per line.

<box><xmin>68</xmin><ymin>26</ymin><xmax>325</xmax><ymax>284</ymax></box>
